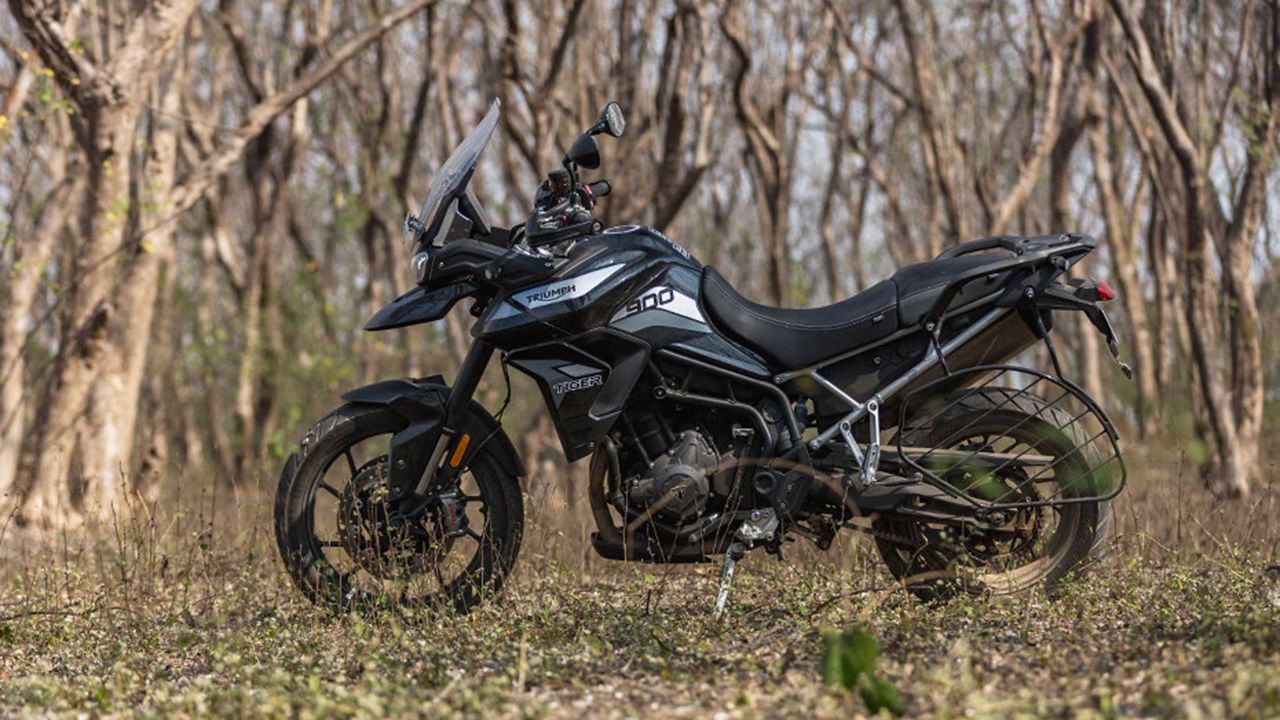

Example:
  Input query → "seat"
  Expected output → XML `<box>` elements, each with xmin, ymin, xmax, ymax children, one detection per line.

<box><xmin>700</xmin><ymin>268</ymin><xmax>899</xmax><ymax>370</ymax></box>
<box><xmin>700</xmin><ymin>250</ymin><xmax>1014</xmax><ymax>370</ymax></box>
<box><xmin>891</xmin><ymin>250</ymin><xmax>1014</xmax><ymax>327</ymax></box>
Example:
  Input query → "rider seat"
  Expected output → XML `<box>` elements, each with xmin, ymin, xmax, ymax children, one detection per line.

<box><xmin>700</xmin><ymin>251</ymin><xmax>1013</xmax><ymax>370</ymax></box>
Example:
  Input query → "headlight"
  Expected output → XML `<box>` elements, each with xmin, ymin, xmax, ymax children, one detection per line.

<box><xmin>412</xmin><ymin>249</ymin><xmax>431</xmax><ymax>285</ymax></box>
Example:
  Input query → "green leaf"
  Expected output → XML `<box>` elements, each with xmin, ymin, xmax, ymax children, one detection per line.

<box><xmin>821</xmin><ymin>627</ymin><xmax>881</xmax><ymax>690</ymax></box>
<box><xmin>859</xmin><ymin>675</ymin><xmax>904</xmax><ymax>716</ymax></box>
<box><xmin>844</xmin><ymin>628</ymin><xmax>880</xmax><ymax>674</ymax></box>
<box><xmin>822</xmin><ymin>633</ymin><xmax>856</xmax><ymax>689</ymax></box>
<box><xmin>823</xmin><ymin>628</ymin><xmax>903</xmax><ymax>714</ymax></box>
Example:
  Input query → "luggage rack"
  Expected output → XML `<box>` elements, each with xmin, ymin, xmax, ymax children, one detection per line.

<box><xmin>783</xmin><ymin>233</ymin><xmax>1127</xmax><ymax>511</ymax></box>
<box><xmin>893</xmin><ymin>364</ymin><xmax>1127</xmax><ymax>510</ymax></box>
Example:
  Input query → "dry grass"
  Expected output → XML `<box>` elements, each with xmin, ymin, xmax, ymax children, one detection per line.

<box><xmin>1</xmin><ymin>445</ymin><xmax>1278</xmax><ymax>718</ymax></box>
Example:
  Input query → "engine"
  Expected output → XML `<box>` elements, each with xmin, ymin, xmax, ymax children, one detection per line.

<box><xmin>622</xmin><ymin>430</ymin><xmax>718</xmax><ymax>525</ymax></box>
<box><xmin>591</xmin><ymin>397</ymin><xmax>768</xmax><ymax>552</ymax></box>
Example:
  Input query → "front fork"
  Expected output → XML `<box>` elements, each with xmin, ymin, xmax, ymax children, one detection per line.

<box><xmin>411</xmin><ymin>339</ymin><xmax>495</xmax><ymax>501</ymax></box>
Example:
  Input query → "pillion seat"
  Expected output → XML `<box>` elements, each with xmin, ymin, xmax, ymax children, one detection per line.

<box><xmin>700</xmin><ymin>251</ymin><xmax>1013</xmax><ymax>370</ymax></box>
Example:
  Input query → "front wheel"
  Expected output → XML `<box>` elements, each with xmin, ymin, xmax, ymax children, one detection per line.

<box><xmin>275</xmin><ymin>403</ymin><xmax>524</xmax><ymax>612</ymax></box>
<box><xmin>873</xmin><ymin>389</ymin><xmax>1112</xmax><ymax>601</ymax></box>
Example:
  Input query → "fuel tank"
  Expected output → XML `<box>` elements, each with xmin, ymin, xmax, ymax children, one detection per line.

<box><xmin>475</xmin><ymin>225</ymin><xmax>768</xmax><ymax>459</ymax></box>
<box><xmin>474</xmin><ymin>225</ymin><xmax>699</xmax><ymax>342</ymax></box>
<box><xmin>475</xmin><ymin>226</ymin><xmax>766</xmax><ymax>371</ymax></box>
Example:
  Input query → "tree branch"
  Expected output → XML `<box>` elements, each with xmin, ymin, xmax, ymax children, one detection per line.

<box><xmin>989</xmin><ymin>8</ymin><xmax>1089</xmax><ymax>234</ymax></box>
<box><xmin>163</xmin><ymin>0</ymin><xmax>438</xmax><ymax>220</ymax></box>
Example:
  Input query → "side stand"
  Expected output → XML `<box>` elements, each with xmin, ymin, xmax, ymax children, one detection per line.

<box><xmin>714</xmin><ymin>541</ymin><xmax>746</xmax><ymax>618</ymax></box>
<box><xmin>713</xmin><ymin>509</ymin><xmax>778</xmax><ymax>618</ymax></box>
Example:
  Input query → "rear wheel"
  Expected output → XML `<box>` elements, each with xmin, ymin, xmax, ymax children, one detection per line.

<box><xmin>275</xmin><ymin>403</ymin><xmax>523</xmax><ymax>612</ymax></box>
<box><xmin>873</xmin><ymin>390</ymin><xmax>1111</xmax><ymax>601</ymax></box>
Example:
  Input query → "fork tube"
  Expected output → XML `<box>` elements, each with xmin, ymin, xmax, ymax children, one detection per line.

<box><xmin>444</xmin><ymin>339</ymin><xmax>495</xmax><ymax>432</ymax></box>
<box><xmin>413</xmin><ymin>340</ymin><xmax>495</xmax><ymax>495</ymax></box>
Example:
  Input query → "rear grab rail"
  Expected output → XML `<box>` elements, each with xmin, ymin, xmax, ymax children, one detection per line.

<box><xmin>921</xmin><ymin>233</ymin><xmax>1097</xmax><ymax>329</ymax></box>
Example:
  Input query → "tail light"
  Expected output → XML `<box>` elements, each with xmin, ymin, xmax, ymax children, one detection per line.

<box><xmin>1067</xmin><ymin>278</ymin><xmax>1116</xmax><ymax>303</ymax></box>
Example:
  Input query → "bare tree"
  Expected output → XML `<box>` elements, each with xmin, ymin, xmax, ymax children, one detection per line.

<box><xmin>720</xmin><ymin>0</ymin><xmax>828</xmax><ymax>304</ymax></box>
<box><xmin>1107</xmin><ymin>0</ymin><xmax>1278</xmax><ymax>496</ymax></box>
<box><xmin>8</xmin><ymin>0</ymin><xmax>436</xmax><ymax>524</ymax></box>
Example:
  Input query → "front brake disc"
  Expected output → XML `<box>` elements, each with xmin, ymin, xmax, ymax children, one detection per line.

<box><xmin>338</xmin><ymin>457</ymin><xmax>450</xmax><ymax>579</ymax></box>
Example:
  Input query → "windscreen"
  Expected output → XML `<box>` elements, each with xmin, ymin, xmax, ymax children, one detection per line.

<box><xmin>412</xmin><ymin>99</ymin><xmax>500</xmax><ymax>242</ymax></box>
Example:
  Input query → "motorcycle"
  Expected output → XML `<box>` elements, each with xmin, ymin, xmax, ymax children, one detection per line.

<box><xmin>275</xmin><ymin>100</ymin><xmax>1128</xmax><ymax>613</ymax></box>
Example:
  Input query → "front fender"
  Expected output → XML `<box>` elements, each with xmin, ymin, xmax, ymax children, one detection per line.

<box><xmin>341</xmin><ymin>376</ymin><xmax>526</xmax><ymax>495</ymax></box>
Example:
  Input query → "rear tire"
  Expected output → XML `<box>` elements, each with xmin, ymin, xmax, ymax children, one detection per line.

<box><xmin>874</xmin><ymin>389</ymin><xmax>1112</xmax><ymax>601</ymax></box>
<box><xmin>275</xmin><ymin>403</ymin><xmax>524</xmax><ymax>613</ymax></box>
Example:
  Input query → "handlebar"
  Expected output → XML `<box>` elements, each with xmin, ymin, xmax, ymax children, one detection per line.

<box><xmin>523</xmin><ymin>173</ymin><xmax>611</xmax><ymax>248</ymax></box>
<box><xmin>585</xmin><ymin>179</ymin><xmax>611</xmax><ymax>200</ymax></box>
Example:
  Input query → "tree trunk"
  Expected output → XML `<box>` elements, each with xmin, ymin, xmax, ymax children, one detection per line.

<box><xmin>79</xmin><ymin>75</ymin><xmax>184</xmax><ymax>513</ymax></box>
<box><xmin>895</xmin><ymin>0</ymin><xmax>969</xmax><ymax>243</ymax></box>
<box><xmin>20</xmin><ymin>101</ymin><xmax>142</xmax><ymax>524</ymax></box>
<box><xmin>1086</xmin><ymin>98</ymin><xmax>1159</xmax><ymax>437</ymax></box>
<box><xmin>0</xmin><ymin>168</ymin><xmax>78</xmax><ymax>507</ymax></box>
<box><xmin>233</xmin><ymin>233</ymin><xmax>270</xmax><ymax>482</ymax></box>
<box><xmin>9</xmin><ymin>0</ymin><xmax>200</xmax><ymax>524</ymax></box>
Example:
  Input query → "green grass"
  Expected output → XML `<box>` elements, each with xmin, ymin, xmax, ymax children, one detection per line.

<box><xmin>2</xmin><ymin>528</ymin><xmax>1278</xmax><ymax>718</ymax></box>
<box><xmin>2</xmin><ymin>450</ymin><xmax>1279</xmax><ymax>718</ymax></box>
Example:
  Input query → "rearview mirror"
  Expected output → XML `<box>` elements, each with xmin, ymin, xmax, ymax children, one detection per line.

<box><xmin>566</xmin><ymin>133</ymin><xmax>601</xmax><ymax>169</ymax></box>
<box><xmin>600</xmin><ymin>102</ymin><xmax>625</xmax><ymax>138</ymax></box>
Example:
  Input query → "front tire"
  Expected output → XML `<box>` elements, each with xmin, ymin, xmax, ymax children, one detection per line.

<box><xmin>275</xmin><ymin>403</ymin><xmax>524</xmax><ymax>612</ymax></box>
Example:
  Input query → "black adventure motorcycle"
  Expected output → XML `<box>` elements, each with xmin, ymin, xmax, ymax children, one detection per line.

<box><xmin>275</xmin><ymin>101</ymin><xmax>1128</xmax><ymax>613</ymax></box>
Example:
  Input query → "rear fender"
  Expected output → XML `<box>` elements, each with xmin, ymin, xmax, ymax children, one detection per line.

<box><xmin>1034</xmin><ymin>281</ymin><xmax>1122</xmax><ymax>354</ymax></box>
<box><xmin>341</xmin><ymin>376</ymin><xmax>526</xmax><ymax>496</ymax></box>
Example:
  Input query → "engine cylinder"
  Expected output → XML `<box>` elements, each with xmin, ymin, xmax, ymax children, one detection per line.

<box><xmin>627</xmin><ymin>409</ymin><xmax>672</xmax><ymax>460</ymax></box>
